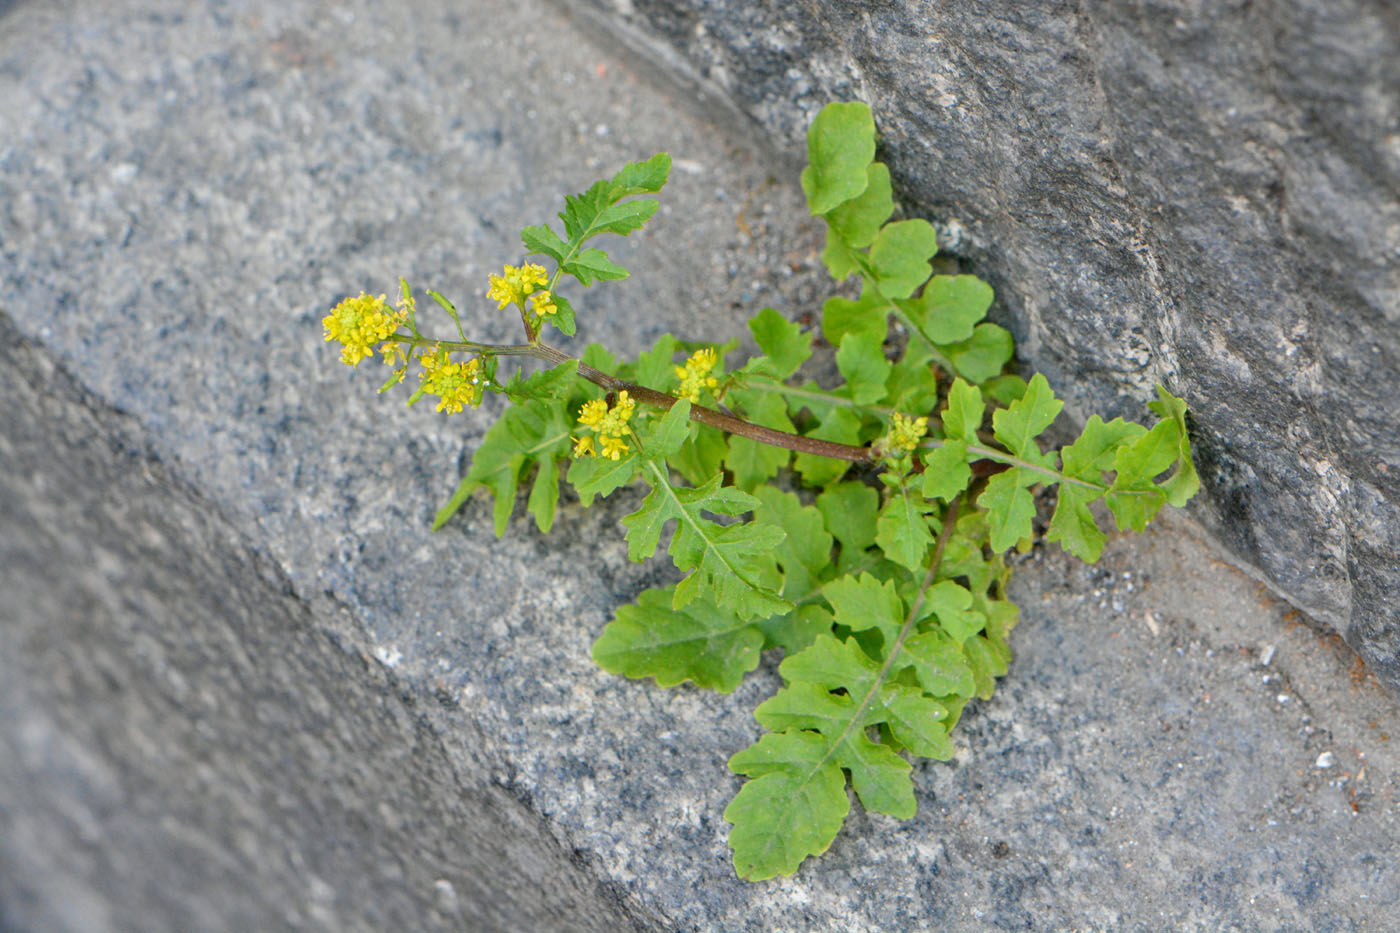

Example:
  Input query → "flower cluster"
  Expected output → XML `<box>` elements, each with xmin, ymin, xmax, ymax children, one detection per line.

<box><xmin>884</xmin><ymin>412</ymin><xmax>929</xmax><ymax>457</ymax></box>
<box><xmin>674</xmin><ymin>348</ymin><xmax>720</xmax><ymax>403</ymax></box>
<box><xmin>486</xmin><ymin>263</ymin><xmax>549</xmax><ymax>310</ymax></box>
<box><xmin>573</xmin><ymin>390</ymin><xmax>636</xmax><ymax>460</ymax></box>
<box><xmin>323</xmin><ymin>292</ymin><xmax>407</xmax><ymax>366</ymax></box>
<box><xmin>419</xmin><ymin>346</ymin><xmax>485</xmax><ymax>414</ymax></box>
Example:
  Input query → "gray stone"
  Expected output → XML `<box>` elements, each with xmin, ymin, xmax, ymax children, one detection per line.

<box><xmin>560</xmin><ymin>0</ymin><xmax>1400</xmax><ymax>695</ymax></box>
<box><xmin>3</xmin><ymin>0</ymin><xmax>1399</xmax><ymax>929</ymax></box>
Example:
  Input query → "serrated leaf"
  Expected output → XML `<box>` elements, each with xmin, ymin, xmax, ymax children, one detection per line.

<box><xmin>817</xmin><ymin>481</ymin><xmax>880</xmax><ymax>557</ymax></box>
<box><xmin>440</xmin><ymin>397</ymin><xmax>572</xmax><ymax>534</ymax></box>
<box><xmin>824</xmin><ymin>573</ymin><xmax>904</xmax><ymax>645</ymax></box>
<box><xmin>963</xmin><ymin>634</ymin><xmax>1010</xmax><ymax>699</ymax></box>
<box><xmin>563</xmin><ymin>247</ymin><xmax>628</xmax><ymax>285</ymax></box>
<box><xmin>754</xmin><ymin>486</ymin><xmax>833</xmax><ymax>598</ymax></box>
<box><xmin>580</xmin><ymin>342</ymin><xmax>619</xmax><ymax>375</ymax></box>
<box><xmin>748</xmin><ymin>307</ymin><xmax>813</xmax><ymax>380</ymax></box>
<box><xmin>587</xmin><ymin>198</ymin><xmax>660</xmax><ymax>237</ymax></box>
<box><xmin>877</xmin><ymin>685</ymin><xmax>954</xmax><ymax>760</ymax></box>
<box><xmin>527</xmin><ymin>455</ymin><xmax>561</xmax><ymax>533</ymax></box>
<box><xmin>922</xmin><ymin>440</ymin><xmax>972</xmax><ymax>502</ymax></box>
<box><xmin>521</xmin><ymin>223</ymin><xmax>568</xmax><ymax>263</ymax></box>
<box><xmin>868</xmin><ymin>219</ymin><xmax>938</xmax><ymax>299</ymax></box>
<box><xmin>992</xmin><ymin>373</ymin><xmax>1063</xmax><ymax>460</ymax></box>
<box><xmin>876</xmin><ymin>483</ymin><xmax>935</xmax><ymax>571</ymax></box>
<box><xmin>1047</xmin><ymin>482</ymin><xmax>1106</xmax><ymax>562</ymax></box>
<box><xmin>1061</xmin><ymin>415</ymin><xmax>1146</xmax><ymax>480</ymax></box>
<box><xmin>544</xmin><ymin>293</ymin><xmax>577</xmax><ymax>337</ymax></box>
<box><xmin>506</xmin><ymin>360</ymin><xmax>579</xmax><ymax>402</ymax></box>
<box><xmin>625</xmin><ymin>465</ymin><xmax>791</xmax><ymax>620</ymax></box>
<box><xmin>593</xmin><ymin>586</ymin><xmax>763</xmax><ymax>693</ymax></box>
<box><xmin>759</xmin><ymin>604</ymin><xmax>835</xmax><ymax>655</ymax></box>
<box><xmin>608</xmin><ymin>151</ymin><xmax>671</xmax><ymax>196</ymax></box>
<box><xmin>646</xmin><ymin>399</ymin><xmax>692</xmax><ymax>460</ymax></box>
<box><xmin>566</xmin><ymin>449</ymin><xmax>641</xmax><ymax>505</ymax></box>
<box><xmin>915</xmin><ymin>580</ymin><xmax>985</xmax><ymax>644</ymax></box>
<box><xmin>670</xmin><ymin>423</ymin><xmax>728</xmax><ymax>487</ymax></box>
<box><xmin>820</xmin><ymin>235</ymin><xmax>862</xmax><ymax>281</ymax></box>
<box><xmin>725</xmin><ymin>732</ymin><xmax>849</xmax><ymax>881</ymax></box>
<box><xmin>902</xmin><ymin>274</ymin><xmax>993</xmax><ymax>344</ymax></box>
<box><xmin>1147</xmin><ymin>384</ymin><xmax>1200</xmax><ymax>507</ymax></box>
<box><xmin>939</xmin><ymin>322</ymin><xmax>1014</xmax><ymax>383</ymax></box>
<box><xmin>822</xmin><ymin>288</ymin><xmax>889</xmax><ymax>347</ymax></box>
<box><xmin>801</xmin><ymin>101</ymin><xmax>876</xmax><ymax>215</ymax></box>
<box><xmin>824</xmin><ymin>162</ymin><xmax>894</xmax><ymax>249</ymax></box>
<box><xmin>834</xmin><ymin>331</ymin><xmax>893</xmax><ymax>405</ymax></box>
<box><xmin>980</xmin><ymin>469</ymin><xmax>1037</xmax><ymax>552</ymax></box>
<box><xmin>900</xmin><ymin>630</ymin><xmax>977</xmax><ymax>697</ymax></box>
<box><xmin>883</xmin><ymin>350</ymin><xmax>942</xmax><ymax>416</ymax></box>
<box><xmin>941</xmin><ymin>378</ymin><xmax>984</xmax><ymax>444</ymax></box>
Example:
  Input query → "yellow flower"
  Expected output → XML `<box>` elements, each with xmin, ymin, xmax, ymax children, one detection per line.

<box><xmin>418</xmin><ymin>346</ymin><xmax>485</xmax><ymax>414</ymax></box>
<box><xmin>599</xmin><ymin>435</ymin><xmax>630</xmax><ymax>460</ymax></box>
<box><xmin>323</xmin><ymin>293</ymin><xmax>405</xmax><ymax>366</ymax></box>
<box><xmin>572</xmin><ymin>390</ymin><xmax>637</xmax><ymax>459</ymax></box>
<box><xmin>885</xmin><ymin>412</ymin><xmax>929</xmax><ymax>457</ymax></box>
<box><xmin>486</xmin><ymin>263</ymin><xmax>552</xmax><ymax>310</ymax></box>
<box><xmin>674</xmin><ymin>347</ymin><xmax>720</xmax><ymax>402</ymax></box>
<box><xmin>530</xmin><ymin>290</ymin><xmax>558</xmax><ymax>317</ymax></box>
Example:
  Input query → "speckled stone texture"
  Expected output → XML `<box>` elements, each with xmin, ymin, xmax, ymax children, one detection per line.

<box><xmin>561</xmin><ymin>0</ymin><xmax>1400</xmax><ymax>696</ymax></box>
<box><xmin>2</xmin><ymin>0</ymin><xmax>1398</xmax><ymax>929</ymax></box>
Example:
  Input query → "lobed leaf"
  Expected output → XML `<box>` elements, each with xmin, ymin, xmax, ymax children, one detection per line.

<box><xmin>801</xmin><ymin>101</ymin><xmax>876</xmax><ymax>215</ymax></box>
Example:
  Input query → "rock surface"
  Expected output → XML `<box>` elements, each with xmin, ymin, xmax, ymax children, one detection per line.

<box><xmin>2</xmin><ymin>0</ymin><xmax>1397</xmax><ymax>929</ymax></box>
<box><xmin>561</xmin><ymin>0</ymin><xmax>1400</xmax><ymax>695</ymax></box>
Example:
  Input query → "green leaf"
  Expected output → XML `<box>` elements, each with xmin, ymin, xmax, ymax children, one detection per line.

<box><xmin>868</xmin><ymin>220</ymin><xmax>938</xmax><ymax>300</ymax></box>
<box><xmin>914</xmin><ymin>580</ymin><xmax>986</xmax><ymax>644</ymax></box>
<box><xmin>801</xmin><ymin>101</ymin><xmax>876</xmax><ymax>215</ymax></box>
<box><xmin>1148</xmin><ymin>384</ymin><xmax>1200</xmax><ymax>507</ymax></box>
<box><xmin>980</xmin><ymin>469</ymin><xmax>1037</xmax><ymax>552</ymax></box>
<box><xmin>586</xmin><ymin>198</ymin><xmax>660</xmax><ymax>238</ymax></box>
<box><xmin>821</xmin><ymin>289</ymin><xmax>889</xmax><ymax>347</ymax></box>
<box><xmin>567</xmin><ymin>449</ymin><xmax>641</xmax><ymax>505</ymax></box>
<box><xmin>1060</xmin><ymin>415</ymin><xmax>1146</xmax><ymax>480</ymax></box>
<box><xmin>824</xmin><ymin>573</ymin><xmax>904</xmax><ymax>645</ymax></box>
<box><xmin>580</xmin><ymin>343</ymin><xmax>619</xmax><ymax>375</ymax></box>
<box><xmin>748</xmin><ymin>307</ymin><xmax>813</xmax><ymax>380</ymax></box>
<box><xmin>505</xmin><ymin>360</ymin><xmax>579</xmax><ymax>402</ymax></box>
<box><xmin>900</xmin><ymin>630</ymin><xmax>976</xmax><ymax>697</ymax></box>
<box><xmin>823</xmin><ymin>162</ymin><xmax>894</xmax><ymax>249</ymax></box>
<box><xmin>902</xmin><ymin>275</ymin><xmax>993</xmax><ymax>344</ymax></box>
<box><xmin>991</xmin><ymin>373</ymin><xmax>1062</xmax><ymax>461</ymax></box>
<box><xmin>938</xmin><ymin>323</ymin><xmax>1014</xmax><ymax>383</ymax></box>
<box><xmin>521</xmin><ymin>223</ymin><xmax>568</xmax><ymax>263</ymax></box>
<box><xmin>875</xmin><ymin>483</ymin><xmax>935</xmax><ymax>571</ymax></box>
<box><xmin>753</xmin><ymin>486</ymin><xmax>833</xmax><ymax>599</ymax></box>
<box><xmin>877</xmin><ymin>686</ymin><xmax>954</xmax><ymax>759</ymax></box>
<box><xmin>607</xmin><ymin>151</ymin><xmax>671</xmax><ymax>196</ymax></box>
<box><xmin>624</xmin><ymin>465</ymin><xmax>791</xmax><ymax>619</ymax></box>
<box><xmin>526</xmin><ymin>455</ymin><xmax>560</xmax><ymax>533</ymax></box>
<box><xmin>562</xmin><ymin>247</ymin><xmax>628</xmax><ymax>285</ymax></box>
<box><xmin>1047</xmin><ymin>482</ymin><xmax>1106</xmax><ymax>562</ymax></box>
<box><xmin>646</xmin><ymin>400</ymin><xmax>692</xmax><ymax>460</ymax></box>
<box><xmin>817</xmin><ymin>481</ymin><xmax>880</xmax><ymax>557</ymax></box>
<box><xmin>963</xmin><ymin>634</ymin><xmax>1010</xmax><ymax>700</ymax></box>
<box><xmin>834</xmin><ymin>331</ymin><xmax>893</xmax><ymax>405</ymax></box>
<box><xmin>941</xmin><ymin>378</ymin><xmax>984</xmax><ymax>444</ymax></box>
<box><xmin>922</xmin><ymin>440</ymin><xmax>971</xmax><ymax>502</ymax></box>
<box><xmin>544</xmin><ymin>293</ymin><xmax>577</xmax><ymax>337</ymax></box>
<box><xmin>670</xmin><ymin>424</ymin><xmax>728</xmax><ymax>488</ymax></box>
<box><xmin>725</xmin><ymin>732</ymin><xmax>849</xmax><ymax>881</ymax></box>
<box><xmin>439</xmin><ymin>397</ymin><xmax>572</xmax><ymax>534</ymax></box>
<box><xmin>593</xmin><ymin>586</ymin><xmax>764</xmax><ymax>693</ymax></box>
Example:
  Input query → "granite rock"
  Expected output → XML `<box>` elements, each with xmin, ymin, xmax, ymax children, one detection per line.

<box><xmin>3</xmin><ymin>0</ymin><xmax>1399</xmax><ymax>929</ymax></box>
<box><xmin>561</xmin><ymin>0</ymin><xmax>1400</xmax><ymax>695</ymax></box>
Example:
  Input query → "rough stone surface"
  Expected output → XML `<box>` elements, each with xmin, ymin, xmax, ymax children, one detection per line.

<box><xmin>561</xmin><ymin>0</ymin><xmax>1400</xmax><ymax>695</ymax></box>
<box><xmin>0</xmin><ymin>318</ymin><xmax>651</xmax><ymax>932</ymax></box>
<box><xmin>2</xmin><ymin>0</ymin><xmax>1398</xmax><ymax>929</ymax></box>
